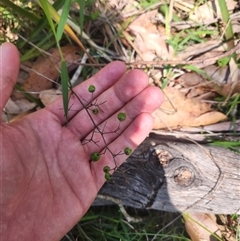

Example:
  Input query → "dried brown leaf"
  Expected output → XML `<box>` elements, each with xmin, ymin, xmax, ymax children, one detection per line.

<box><xmin>22</xmin><ymin>45</ymin><xmax>80</xmax><ymax>95</ymax></box>
<box><xmin>39</xmin><ymin>89</ymin><xmax>62</xmax><ymax>106</ymax></box>
<box><xmin>128</xmin><ymin>10</ymin><xmax>174</xmax><ymax>61</ymax></box>
<box><xmin>5</xmin><ymin>98</ymin><xmax>36</xmax><ymax>114</ymax></box>
<box><xmin>153</xmin><ymin>87</ymin><xmax>227</xmax><ymax>129</ymax></box>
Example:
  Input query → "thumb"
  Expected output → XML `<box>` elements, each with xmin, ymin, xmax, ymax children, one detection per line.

<box><xmin>0</xmin><ymin>42</ymin><xmax>20</xmax><ymax>112</ymax></box>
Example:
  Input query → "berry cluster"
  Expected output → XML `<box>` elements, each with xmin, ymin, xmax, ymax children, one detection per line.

<box><xmin>72</xmin><ymin>84</ymin><xmax>132</xmax><ymax>181</ymax></box>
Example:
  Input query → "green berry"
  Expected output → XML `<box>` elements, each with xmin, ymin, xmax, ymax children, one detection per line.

<box><xmin>104</xmin><ymin>172</ymin><xmax>111</xmax><ymax>181</ymax></box>
<box><xmin>117</xmin><ymin>112</ymin><xmax>126</xmax><ymax>122</ymax></box>
<box><xmin>92</xmin><ymin>108</ymin><xmax>99</xmax><ymax>115</ymax></box>
<box><xmin>103</xmin><ymin>166</ymin><xmax>110</xmax><ymax>173</ymax></box>
<box><xmin>124</xmin><ymin>147</ymin><xmax>132</xmax><ymax>155</ymax></box>
<box><xmin>91</xmin><ymin>152</ymin><xmax>101</xmax><ymax>162</ymax></box>
<box><xmin>88</xmin><ymin>85</ymin><xmax>96</xmax><ymax>93</ymax></box>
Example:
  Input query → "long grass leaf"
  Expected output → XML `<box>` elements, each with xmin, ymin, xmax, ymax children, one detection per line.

<box><xmin>61</xmin><ymin>61</ymin><xmax>69</xmax><ymax>121</ymax></box>
<box><xmin>217</xmin><ymin>0</ymin><xmax>234</xmax><ymax>43</ymax></box>
<box><xmin>17</xmin><ymin>0</ymin><xmax>65</xmax><ymax>49</ymax></box>
<box><xmin>1</xmin><ymin>0</ymin><xmax>39</xmax><ymax>22</ymax></box>
<box><xmin>14</xmin><ymin>83</ymin><xmax>44</xmax><ymax>107</ymax></box>
<box><xmin>183</xmin><ymin>65</ymin><xmax>205</xmax><ymax>74</ymax></box>
<box><xmin>39</xmin><ymin>0</ymin><xmax>96</xmax><ymax>63</ymax></box>
<box><xmin>40</xmin><ymin>0</ymin><xmax>77</xmax><ymax>44</ymax></box>
<box><xmin>38</xmin><ymin>0</ymin><xmax>56</xmax><ymax>37</ymax></box>
<box><xmin>53</xmin><ymin>0</ymin><xmax>66</xmax><ymax>10</ymax></box>
<box><xmin>56</xmin><ymin>0</ymin><xmax>71</xmax><ymax>41</ymax></box>
<box><xmin>20</xmin><ymin>36</ymin><xmax>56</xmax><ymax>62</ymax></box>
<box><xmin>77</xmin><ymin>0</ymin><xmax>86</xmax><ymax>36</ymax></box>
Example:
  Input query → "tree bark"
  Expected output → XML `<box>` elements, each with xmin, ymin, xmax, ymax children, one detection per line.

<box><xmin>94</xmin><ymin>134</ymin><xmax>240</xmax><ymax>214</ymax></box>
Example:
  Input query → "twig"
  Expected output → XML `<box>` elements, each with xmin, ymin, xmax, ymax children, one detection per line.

<box><xmin>127</xmin><ymin>41</ymin><xmax>240</xmax><ymax>68</ymax></box>
<box><xmin>69</xmin><ymin>51</ymin><xmax>88</xmax><ymax>87</ymax></box>
<box><xmin>97</xmin><ymin>194</ymin><xmax>144</xmax><ymax>223</ymax></box>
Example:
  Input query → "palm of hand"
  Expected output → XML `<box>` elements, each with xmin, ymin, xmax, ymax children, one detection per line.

<box><xmin>1</xmin><ymin>43</ymin><xmax>163</xmax><ymax>241</ymax></box>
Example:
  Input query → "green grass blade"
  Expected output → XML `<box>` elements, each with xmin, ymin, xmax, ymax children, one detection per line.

<box><xmin>217</xmin><ymin>0</ymin><xmax>234</xmax><ymax>44</ymax></box>
<box><xmin>14</xmin><ymin>83</ymin><xmax>44</xmax><ymax>108</ymax></box>
<box><xmin>20</xmin><ymin>36</ymin><xmax>56</xmax><ymax>62</ymax></box>
<box><xmin>1</xmin><ymin>0</ymin><xmax>40</xmax><ymax>22</ymax></box>
<box><xmin>61</xmin><ymin>61</ymin><xmax>69</xmax><ymax>121</ymax></box>
<box><xmin>183</xmin><ymin>65</ymin><xmax>206</xmax><ymax>75</ymax></box>
<box><xmin>17</xmin><ymin>0</ymin><xmax>65</xmax><ymax>49</ymax></box>
<box><xmin>53</xmin><ymin>0</ymin><xmax>66</xmax><ymax>10</ymax></box>
<box><xmin>77</xmin><ymin>0</ymin><xmax>86</xmax><ymax>36</ymax></box>
<box><xmin>210</xmin><ymin>141</ymin><xmax>240</xmax><ymax>153</ymax></box>
<box><xmin>56</xmin><ymin>0</ymin><xmax>71</xmax><ymax>41</ymax></box>
<box><xmin>160</xmin><ymin>3</ymin><xmax>180</xmax><ymax>22</ymax></box>
<box><xmin>39</xmin><ymin>0</ymin><xmax>57</xmax><ymax>37</ymax></box>
<box><xmin>226</xmin><ymin>94</ymin><xmax>240</xmax><ymax>117</ymax></box>
<box><xmin>161</xmin><ymin>4</ymin><xmax>170</xmax><ymax>37</ymax></box>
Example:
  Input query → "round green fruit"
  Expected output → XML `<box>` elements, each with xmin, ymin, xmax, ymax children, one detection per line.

<box><xmin>88</xmin><ymin>85</ymin><xmax>96</xmax><ymax>93</ymax></box>
<box><xmin>104</xmin><ymin>172</ymin><xmax>111</xmax><ymax>181</ymax></box>
<box><xmin>124</xmin><ymin>147</ymin><xmax>132</xmax><ymax>155</ymax></box>
<box><xmin>90</xmin><ymin>152</ymin><xmax>101</xmax><ymax>162</ymax></box>
<box><xmin>117</xmin><ymin>112</ymin><xmax>126</xmax><ymax>122</ymax></box>
<box><xmin>92</xmin><ymin>108</ymin><xmax>99</xmax><ymax>115</ymax></box>
<box><xmin>103</xmin><ymin>166</ymin><xmax>111</xmax><ymax>173</ymax></box>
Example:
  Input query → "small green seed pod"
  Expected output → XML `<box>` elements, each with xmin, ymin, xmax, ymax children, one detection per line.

<box><xmin>92</xmin><ymin>108</ymin><xmax>99</xmax><ymax>115</ymax></box>
<box><xmin>90</xmin><ymin>152</ymin><xmax>101</xmax><ymax>162</ymax></box>
<box><xmin>103</xmin><ymin>166</ymin><xmax>111</xmax><ymax>173</ymax></box>
<box><xmin>124</xmin><ymin>147</ymin><xmax>132</xmax><ymax>155</ymax></box>
<box><xmin>104</xmin><ymin>172</ymin><xmax>111</xmax><ymax>181</ymax></box>
<box><xmin>88</xmin><ymin>85</ymin><xmax>96</xmax><ymax>93</ymax></box>
<box><xmin>117</xmin><ymin>112</ymin><xmax>126</xmax><ymax>122</ymax></box>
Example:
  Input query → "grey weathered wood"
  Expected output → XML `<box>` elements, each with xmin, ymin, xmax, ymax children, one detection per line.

<box><xmin>94</xmin><ymin>135</ymin><xmax>240</xmax><ymax>214</ymax></box>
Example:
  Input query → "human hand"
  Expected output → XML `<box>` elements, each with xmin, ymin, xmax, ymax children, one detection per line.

<box><xmin>0</xmin><ymin>43</ymin><xmax>163</xmax><ymax>241</ymax></box>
